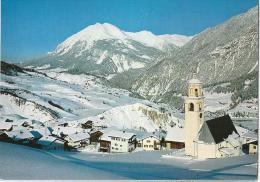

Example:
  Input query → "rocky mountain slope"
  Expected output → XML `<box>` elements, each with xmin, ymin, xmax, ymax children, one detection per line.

<box><xmin>132</xmin><ymin>6</ymin><xmax>258</xmax><ymax>111</ymax></box>
<box><xmin>24</xmin><ymin>23</ymin><xmax>192</xmax><ymax>76</ymax></box>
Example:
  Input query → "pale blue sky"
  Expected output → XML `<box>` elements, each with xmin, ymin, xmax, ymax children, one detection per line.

<box><xmin>2</xmin><ymin>0</ymin><xmax>258</xmax><ymax>62</ymax></box>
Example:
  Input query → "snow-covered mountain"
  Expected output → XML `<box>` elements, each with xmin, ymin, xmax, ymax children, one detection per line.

<box><xmin>54</xmin><ymin>23</ymin><xmax>185</xmax><ymax>54</ymax></box>
<box><xmin>158</xmin><ymin>34</ymin><xmax>193</xmax><ymax>47</ymax></box>
<box><xmin>24</xmin><ymin>23</ymin><xmax>192</xmax><ymax>75</ymax></box>
<box><xmin>132</xmin><ymin>6</ymin><xmax>258</xmax><ymax>115</ymax></box>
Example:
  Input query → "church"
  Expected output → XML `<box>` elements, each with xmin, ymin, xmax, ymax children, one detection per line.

<box><xmin>184</xmin><ymin>73</ymin><xmax>241</xmax><ymax>159</ymax></box>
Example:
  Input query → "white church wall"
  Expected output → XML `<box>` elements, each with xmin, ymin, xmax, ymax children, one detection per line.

<box><xmin>196</xmin><ymin>142</ymin><xmax>216</xmax><ymax>159</ymax></box>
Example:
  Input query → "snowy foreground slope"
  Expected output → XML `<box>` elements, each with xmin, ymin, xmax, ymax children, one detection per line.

<box><xmin>0</xmin><ymin>142</ymin><xmax>257</xmax><ymax>180</ymax></box>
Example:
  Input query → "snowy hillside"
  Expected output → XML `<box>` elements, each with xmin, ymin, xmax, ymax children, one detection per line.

<box><xmin>0</xmin><ymin>62</ymin><xmax>183</xmax><ymax>133</ymax></box>
<box><xmin>86</xmin><ymin>103</ymin><xmax>183</xmax><ymax>132</ymax></box>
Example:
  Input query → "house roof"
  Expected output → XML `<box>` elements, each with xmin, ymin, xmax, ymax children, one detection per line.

<box><xmin>66</xmin><ymin>132</ymin><xmax>90</xmax><ymax>142</ymax></box>
<box><xmin>249</xmin><ymin>140</ymin><xmax>258</xmax><ymax>145</ymax></box>
<box><xmin>165</xmin><ymin>126</ymin><xmax>185</xmax><ymax>143</ymax></box>
<box><xmin>100</xmin><ymin>130</ymin><xmax>135</xmax><ymax>141</ymax></box>
<box><xmin>107</xmin><ymin>130</ymin><xmax>135</xmax><ymax>139</ymax></box>
<box><xmin>241</xmin><ymin>131</ymin><xmax>258</xmax><ymax>140</ymax></box>
<box><xmin>197</xmin><ymin>115</ymin><xmax>239</xmax><ymax>144</ymax></box>
<box><xmin>52</xmin><ymin>126</ymin><xmax>82</xmax><ymax>136</ymax></box>
<box><xmin>5</xmin><ymin>129</ymin><xmax>34</xmax><ymax>141</ymax></box>
<box><xmin>37</xmin><ymin>136</ymin><xmax>64</xmax><ymax>146</ymax></box>
<box><xmin>0</xmin><ymin>122</ymin><xmax>12</xmax><ymax>130</ymax></box>
<box><xmin>30</xmin><ymin>131</ymin><xmax>43</xmax><ymax>139</ymax></box>
<box><xmin>138</xmin><ymin>134</ymin><xmax>160</xmax><ymax>141</ymax></box>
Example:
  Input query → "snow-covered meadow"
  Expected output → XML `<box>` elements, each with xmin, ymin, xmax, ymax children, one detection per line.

<box><xmin>0</xmin><ymin>142</ymin><xmax>257</xmax><ymax>180</ymax></box>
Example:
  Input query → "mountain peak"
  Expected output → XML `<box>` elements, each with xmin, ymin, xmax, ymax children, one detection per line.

<box><xmin>54</xmin><ymin>22</ymin><xmax>192</xmax><ymax>55</ymax></box>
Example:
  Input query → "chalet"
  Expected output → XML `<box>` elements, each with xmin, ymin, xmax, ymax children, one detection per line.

<box><xmin>5</xmin><ymin>128</ymin><xmax>34</xmax><ymax>144</ymax></box>
<box><xmin>0</xmin><ymin>122</ymin><xmax>13</xmax><ymax>131</ymax></box>
<box><xmin>64</xmin><ymin>132</ymin><xmax>90</xmax><ymax>148</ymax></box>
<box><xmin>249</xmin><ymin>141</ymin><xmax>258</xmax><ymax>154</ymax></box>
<box><xmin>165</xmin><ymin>126</ymin><xmax>185</xmax><ymax>149</ymax></box>
<box><xmin>82</xmin><ymin>120</ymin><xmax>94</xmax><ymax>129</ymax></box>
<box><xmin>240</xmin><ymin>131</ymin><xmax>258</xmax><ymax>144</ymax></box>
<box><xmin>99</xmin><ymin>130</ymin><xmax>136</xmax><ymax>153</ymax></box>
<box><xmin>138</xmin><ymin>134</ymin><xmax>161</xmax><ymax>151</ymax></box>
<box><xmin>37</xmin><ymin>136</ymin><xmax>64</xmax><ymax>150</ymax></box>
<box><xmin>89</xmin><ymin>130</ymin><xmax>103</xmax><ymax>145</ymax></box>
<box><xmin>99</xmin><ymin>133</ymin><xmax>111</xmax><ymax>152</ymax></box>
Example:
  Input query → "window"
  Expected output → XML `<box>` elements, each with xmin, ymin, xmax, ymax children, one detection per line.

<box><xmin>146</xmin><ymin>140</ymin><xmax>150</xmax><ymax>143</ymax></box>
<box><xmin>120</xmin><ymin>145</ymin><xmax>122</xmax><ymax>147</ymax></box>
<box><xmin>253</xmin><ymin>146</ymin><xmax>257</xmax><ymax>149</ymax></box>
<box><xmin>144</xmin><ymin>145</ymin><xmax>148</xmax><ymax>148</ymax></box>
<box><xmin>189</xmin><ymin>103</ymin><xmax>194</xmax><ymax>111</ymax></box>
<box><xmin>149</xmin><ymin>145</ymin><xmax>153</xmax><ymax>148</ymax></box>
<box><xmin>195</xmin><ymin>89</ymin><xmax>198</xmax><ymax>97</ymax></box>
<box><xmin>112</xmin><ymin>147</ymin><xmax>114</xmax><ymax>149</ymax></box>
<box><xmin>200</xmin><ymin>113</ymin><xmax>202</xmax><ymax>118</ymax></box>
<box><xmin>115</xmin><ymin>143</ymin><xmax>118</xmax><ymax>146</ymax></box>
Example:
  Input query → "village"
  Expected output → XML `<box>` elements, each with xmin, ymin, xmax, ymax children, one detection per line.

<box><xmin>0</xmin><ymin>74</ymin><xmax>258</xmax><ymax>159</ymax></box>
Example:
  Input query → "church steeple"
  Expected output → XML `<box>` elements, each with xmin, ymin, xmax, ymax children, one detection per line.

<box><xmin>185</xmin><ymin>73</ymin><xmax>204</xmax><ymax>156</ymax></box>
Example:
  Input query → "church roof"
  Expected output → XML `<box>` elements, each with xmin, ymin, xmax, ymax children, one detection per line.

<box><xmin>197</xmin><ymin>115</ymin><xmax>239</xmax><ymax>144</ymax></box>
<box><xmin>189</xmin><ymin>73</ymin><xmax>202</xmax><ymax>84</ymax></box>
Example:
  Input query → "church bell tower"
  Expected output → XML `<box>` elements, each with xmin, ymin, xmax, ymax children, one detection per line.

<box><xmin>185</xmin><ymin>73</ymin><xmax>204</xmax><ymax>156</ymax></box>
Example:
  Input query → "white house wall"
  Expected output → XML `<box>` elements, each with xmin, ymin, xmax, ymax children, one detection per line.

<box><xmin>110</xmin><ymin>138</ymin><xmax>130</xmax><ymax>153</ymax></box>
<box><xmin>141</xmin><ymin>137</ymin><xmax>160</xmax><ymax>151</ymax></box>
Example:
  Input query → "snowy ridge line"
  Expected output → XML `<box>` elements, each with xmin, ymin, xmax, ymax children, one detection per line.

<box><xmin>54</xmin><ymin>23</ymin><xmax>192</xmax><ymax>55</ymax></box>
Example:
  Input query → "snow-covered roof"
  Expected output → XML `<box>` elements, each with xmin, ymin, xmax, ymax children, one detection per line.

<box><xmin>138</xmin><ymin>134</ymin><xmax>160</xmax><ymax>141</ymax></box>
<box><xmin>235</xmin><ymin>125</ymin><xmax>249</xmax><ymax>136</ymax></box>
<box><xmin>165</xmin><ymin>126</ymin><xmax>184</xmax><ymax>142</ymax></box>
<box><xmin>31</xmin><ymin>127</ymin><xmax>52</xmax><ymax>137</ymax></box>
<box><xmin>99</xmin><ymin>134</ymin><xmax>112</xmax><ymax>142</ymax></box>
<box><xmin>66</xmin><ymin>132</ymin><xmax>90</xmax><ymax>142</ymax></box>
<box><xmin>0</xmin><ymin>122</ymin><xmax>12</xmax><ymax>130</ymax></box>
<box><xmin>241</xmin><ymin>131</ymin><xmax>258</xmax><ymax>140</ymax></box>
<box><xmin>37</xmin><ymin>136</ymin><xmax>63</xmax><ymax>146</ymax></box>
<box><xmin>52</xmin><ymin>126</ymin><xmax>82</xmax><ymax>136</ymax></box>
<box><xmin>219</xmin><ymin>147</ymin><xmax>238</xmax><ymax>155</ymax></box>
<box><xmin>5</xmin><ymin>129</ymin><xmax>34</xmax><ymax>141</ymax></box>
<box><xmin>107</xmin><ymin>130</ymin><xmax>135</xmax><ymax>139</ymax></box>
<box><xmin>225</xmin><ymin>131</ymin><xmax>240</xmax><ymax>147</ymax></box>
<box><xmin>100</xmin><ymin>130</ymin><xmax>135</xmax><ymax>141</ymax></box>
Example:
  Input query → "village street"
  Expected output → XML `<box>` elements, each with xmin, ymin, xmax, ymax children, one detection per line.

<box><xmin>0</xmin><ymin>142</ymin><xmax>257</xmax><ymax>180</ymax></box>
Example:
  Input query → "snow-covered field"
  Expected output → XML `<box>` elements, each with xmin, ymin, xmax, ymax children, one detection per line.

<box><xmin>0</xmin><ymin>142</ymin><xmax>257</xmax><ymax>180</ymax></box>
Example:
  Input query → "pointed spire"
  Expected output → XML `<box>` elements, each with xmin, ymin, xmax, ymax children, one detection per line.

<box><xmin>192</xmin><ymin>73</ymin><xmax>197</xmax><ymax>79</ymax></box>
